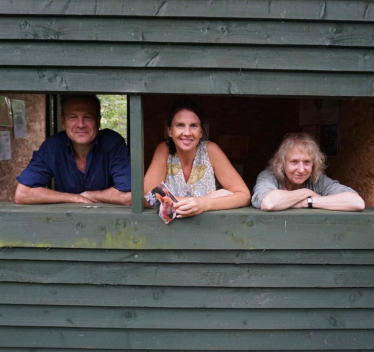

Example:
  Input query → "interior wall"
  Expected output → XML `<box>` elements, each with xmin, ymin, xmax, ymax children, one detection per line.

<box><xmin>326</xmin><ymin>99</ymin><xmax>374</xmax><ymax>206</ymax></box>
<box><xmin>0</xmin><ymin>94</ymin><xmax>46</xmax><ymax>202</ymax></box>
<box><xmin>143</xmin><ymin>95</ymin><xmax>371</xmax><ymax>205</ymax></box>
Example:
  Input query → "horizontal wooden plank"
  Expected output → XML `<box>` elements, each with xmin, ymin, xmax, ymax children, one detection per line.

<box><xmin>1</xmin><ymin>350</ymin><xmax>373</xmax><ymax>352</ymax></box>
<box><xmin>1</xmin><ymin>67</ymin><xmax>374</xmax><ymax>97</ymax></box>
<box><xmin>0</xmin><ymin>17</ymin><xmax>373</xmax><ymax>47</ymax></box>
<box><xmin>1</xmin><ymin>327</ymin><xmax>374</xmax><ymax>349</ymax></box>
<box><xmin>1</xmin><ymin>0</ymin><xmax>373</xmax><ymax>22</ymax></box>
<box><xmin>1</xmin><ymin>261</ymin><xmax>374</xmax><ymax>287</ymax></box>
<box><xmin>1</xmin><ymin>42</ymin><xmax>374</xmax><ymax>72</ymax></box>
<box><xmin>2</xmin><ymin>248</ymin><xmax>374</xmax><ymax>265</ymax></box>
<box><xmin>1</xmin><ymin>305</ymin><xmax>373</xmax><ymax>330</ymax></box>
<box><xmin>2</xmin><ymin>284</ymin><xmax>373</xmax><ymax>308</ymax></box>
<box><xmin>1</xmin><ymin>204</ymin><xmax>374</xmax><ymax>249</ymax></box>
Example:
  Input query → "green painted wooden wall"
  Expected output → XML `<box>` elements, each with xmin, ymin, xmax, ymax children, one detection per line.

<box><xmin>0</xmin><ymin>0</ymin><xmax>373</xmax><ymax>96</ymax></box>
<box><xmin>1</xmin><ymin>203</ymin><xmax>374</xmax><ymax>351</ymax></box>
<box><xmin>1</xmin><ymin>1</ymin><xmax>374</xmax><ymax>351</ymax></box>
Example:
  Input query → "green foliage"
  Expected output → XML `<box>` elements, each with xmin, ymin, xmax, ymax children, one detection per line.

<box><xmin>98</xmin><ymin>95</ymin><xmax>127</xmax><ymax>140</ymax></box>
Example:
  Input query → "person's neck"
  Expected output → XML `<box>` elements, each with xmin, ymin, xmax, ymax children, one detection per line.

<box><xmin>176</xmin><ymin>147</ymin><xmax>198</xmax><ymax>182</ymax></box>
<box><xmin>72</xmin><ymin>142</ymin><xmax>92</xmax><ymax>161</ymax></box>
<box><xmin>284</xmin><ymin>179</ymin><xmax>302</xmax><ymax>191</ymax></box>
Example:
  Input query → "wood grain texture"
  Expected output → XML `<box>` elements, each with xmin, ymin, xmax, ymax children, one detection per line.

<box><xmin>1</xmin><ymin>42</ymin><xmax>374</xmax><ymax>72</ymax></box>
<box><xmin>1</xmin><ymin>17</ymin><xmax>373</xmax><ymax>47</ymax></box>
<box><xmin>2</xmin><ymin>248</ymin><xmax>374</xmax><ymax>264</ymax></box>
<box><xmin>1</xmin><ymin>305</ymin><xmax>373</xmax><ymax>330</ymax></box>
<box><xmin>1</xmin><ymin>261</ymin><xmax>374</xmax><ymax>287</ymax></box>
<box><xmin>0</xmin><ymin>327</ymin><xmax>374</xmax><ymax>349</ymax></box>
<box><xmin>1</xmin><ymin>68</ymin><xmax>374</xmax><ymax>96</ymax></box>
<box><xmin>129</xmin><ymin>95</ymin><xmax>144</xmax><ymax>213</ymax></box>
<box><xmin>1</xmin><ymin>204</ymin><xmax>374</xmax><ymax>250</ymax></box>
<box><xmin>2</xmin><ymin>284</ymin><xmax>372</xmax><ymax>308</ymax></box>
<box><xmin>0</xmin><ymin>0</ymin><xmax>373</xmax><ymax>22</ymax></box>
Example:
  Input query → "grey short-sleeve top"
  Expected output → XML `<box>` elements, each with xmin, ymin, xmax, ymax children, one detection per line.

<box><xmin>251</xmin><ymin>169</ymin><xmax>358</xmax><ymax>209</ymax></box>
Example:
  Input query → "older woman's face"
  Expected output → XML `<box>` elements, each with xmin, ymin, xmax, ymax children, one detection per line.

<box><xmin>284</xmin><ymin>145</ymin><xmax>313</xmax><ymax>189</ymax></box>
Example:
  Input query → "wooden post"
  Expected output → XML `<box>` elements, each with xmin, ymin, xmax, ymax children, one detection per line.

<box><xmin>129</xmin><ymin>95</ymin><xmax>144</xmax><ymax>213</ymax></box>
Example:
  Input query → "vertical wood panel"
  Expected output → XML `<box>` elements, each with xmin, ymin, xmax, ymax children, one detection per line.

<box><xmin>129</xmin><ymin>95</ymin><xmax>144</xmax><ymax>213</ymax></box>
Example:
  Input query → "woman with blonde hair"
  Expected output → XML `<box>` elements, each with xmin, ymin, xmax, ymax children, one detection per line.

<box><xmin>252</xmin><ymin>133</ymin><xmax>364</xmax><ymax>211</ymax></box>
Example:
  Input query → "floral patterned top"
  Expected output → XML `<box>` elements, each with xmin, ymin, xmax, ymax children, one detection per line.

<box><xmin>164</xmin><ymin>141</ymin><xmax>216</xmax><ymax>197</ymax></box>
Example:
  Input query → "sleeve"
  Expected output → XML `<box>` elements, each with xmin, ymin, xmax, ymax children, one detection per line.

<box><xmin>16</xmin><ymin>144</ymin><xmax>54</xmax><ymax>188</ymax></box>
<box><xmin>251</xmin><ymin>170</ymin><xmax>279</xmax><ymax>209</ymax></box>
<box><xmin>317</xmin><ymin>174</ymin><xmax>358</xmax><ymax>196</ymax></box>
<box><xmin>108</xmin><ymin>134</ymin><xmax>131</xmax><ymax>192</ymax></box>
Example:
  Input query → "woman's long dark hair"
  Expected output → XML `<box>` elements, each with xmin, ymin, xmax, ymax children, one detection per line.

<box><xmin>166</xmin><ymin>99</ymin><xmax>205</xmax><ymax>155</ymax></box>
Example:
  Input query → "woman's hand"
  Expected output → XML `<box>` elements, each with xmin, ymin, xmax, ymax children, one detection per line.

<box><xmin>291</xmin><ymin>192</ymin><xmax>321</xmax><ymax>209</ymax></box>
<box><xmin>174</xmin><ymin>197</ymin><xmax>207</xmax><ymax>218</ymax></box>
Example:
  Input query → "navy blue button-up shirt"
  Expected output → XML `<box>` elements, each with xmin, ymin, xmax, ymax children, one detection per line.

<box><xmin>17</xmin><ymin>129</ymin><xmax>131</xmax><ymax>193</ymax></box>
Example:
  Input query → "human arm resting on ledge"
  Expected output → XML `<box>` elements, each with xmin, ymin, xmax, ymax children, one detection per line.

<box><xmin>80</xmin><ymin>187</ymin><xmax>131</xmax><ymax>205</ymax></box>
<box><xmin>143</xmin><ymin>142</ymin><xmax>169</xmax><ymax>208</ymax></box>
<box><xmin>174</xmin><ymin>142</ymin><xmax>251</xmax><ymax>218</ymax></box>
<box><xmin>15</xmin><ymin>183</ymin><xmax>93</xmax><ymax>204</ymax></box>
<box><xmin>292</xmin><ymin>192</ymin><xmax>365</xmax><ymax>211</ymax></box>
<box><xmin>260</xmin><ymin>188</ymin><xmax>321</xmax><ymax>212</ymax></box>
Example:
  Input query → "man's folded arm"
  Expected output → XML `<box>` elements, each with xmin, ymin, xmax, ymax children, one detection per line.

<box><xmin>15</xmin><ymin>183</ymin><xmax>93</xmax><ymax>204</ymax></box>
<box><xmin>80</xmin><ymin>187</ymin><xmax>131</xmax><ymax>205</ymax></box>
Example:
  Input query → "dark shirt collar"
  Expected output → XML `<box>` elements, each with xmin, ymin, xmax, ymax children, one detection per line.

<box><xmin>65</xmin><ymin>131</ymin><xmax>99</xmax><ymax>153</ymax></box>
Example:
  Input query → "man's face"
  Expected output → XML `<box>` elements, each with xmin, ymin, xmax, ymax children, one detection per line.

<box><xmin>61</xmin><ymin>98</ymin><xmax>100</xmax><ymax>148</ymax></box>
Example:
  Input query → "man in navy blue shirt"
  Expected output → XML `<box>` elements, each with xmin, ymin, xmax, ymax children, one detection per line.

<box><xmin>15</xmin><ymin>95</ymin><xmax>131</xmax><ymax>204</ymax></box>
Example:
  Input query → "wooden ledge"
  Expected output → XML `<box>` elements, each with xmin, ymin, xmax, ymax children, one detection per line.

<box><xmin>0</xmin><ymin>203</ymin><xmax>373</xmax><ymax>250</ymax></box>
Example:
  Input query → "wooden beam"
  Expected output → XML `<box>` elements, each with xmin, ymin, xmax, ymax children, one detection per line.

<box><xmin>1</xmin><ymin>283</ymin><xmax>373</xmax><ymax>309</ymax></box>
<box><xmin>0</xmin><ymin>327</ymin><xmax>374</xmax><ymax>350</ymax></box>
<box><xmin>1</xmin><ymin>204</ymin><xmax>374</xmax><ymax>249</ymax></box>
<box><xmin>0</xmin><ymin>0</ymin><xmax>373</xmax><ymax>22</ymax></box>
<box><xmin>1</xmin><ymin>42</ymin><xmax>374</xmax><ymax>72</ymax></box>
<box><xmin>1</xmin><ymin>261</ymin><xmax>374</xmax><ymax>287</ymax></box>
<box><xmin>1</xmin><ymin>305</ymin><xmax>373</xmax><ymax>329</ymax></box>
<box><xmin>1</xmin><ymin>68</ymin><xmax>373</xmax><ymax>97</ymax></box>
<box><xmin>2</xmin><ymin>248</ymin><xmax>374</xmax><ymax>265</ymax></box>
<box><xmin>129</xmin><ymin>95</ymin><xmax>144</xmax><ymax>213</ymax></box>
<box><xmin>1</xmin><ymin>17</ymin><xmax>373</xmax><ymax>47</ymax></box>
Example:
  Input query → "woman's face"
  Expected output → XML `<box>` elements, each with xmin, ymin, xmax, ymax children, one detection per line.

<box><xmin>168</xmin><ymin>109</ymin><xmax>203</xmax><ymax>153</ymax></box>
<box><xmin>284</xmin><ymin>145</ymin><xmax>313</xmax><ymax>189</ymax></box>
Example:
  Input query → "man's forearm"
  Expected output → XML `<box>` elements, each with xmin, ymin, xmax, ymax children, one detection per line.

<box><xmin>15</xmin><ymin>184</ymin><xmax>92</xmax><ymax>204</ymax></box>
<box><xmin>81</xmin><ymin>187</ymin><xmax>131</xmax><ymax>205</ymax></box>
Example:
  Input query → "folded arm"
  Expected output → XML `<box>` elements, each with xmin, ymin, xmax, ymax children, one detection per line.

<box><xmin>80</xmin><ymin>187</ymin><xmax>131</xmax><ymax>205</ymax></box>
<box><xmin>15</xmin><ymin>183</ymin><xmax>93</xmax><ymax>204</ymax></box>
<box><xmin>260</xmin><ymin>188</ymin><xmax>320</xmax><ymax>211</ymax></box>
<box><xmin>293</xmin><ymin>192</ymin><xmax>365</xmax><ymax>211</ymax></box>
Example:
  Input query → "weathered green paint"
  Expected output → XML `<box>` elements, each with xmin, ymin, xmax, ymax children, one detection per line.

<box><xmin>2</xmin><ymin>42</ymin><xmax>374</xmax><ymax>72</ymax></box>
<box><xmin>1</xmin><ymin>0</ymin><xmax>373</xmax><ymax>22</ymax></box>
<box><xmin>1</xmin><ymin>305</ymin><xmax>373</xmax><ymax>329</ymax></box>
<box><xmin>2</xmin><ymin>248</ymin><xmax>374</xmax><ymax>264</ymax></box>
<box><xmin>1</xmin><ymin>283</ymin><xmax>373</xmax><ymax>309</ymax></box>
<box><xmin>1</xmin><ymin>261</ymin><xmax>373</xmax><ymax>287</ymax></box>
<box><xmin>129</xmin><ymin>95</ymin><xmax>144</xmax><ymax>214</ymax></box>
<box><xmin>1</xmin><ymin>17</ymin><xmax>374</xmax><ymax>47</ymax></box>
<box><xmin>1</xmin><ymin>68</ymin><xmax>374</xmax><ymax>96</ymax></box>
<box><xmin>1</xmin><ymin>327</ymin><xmax>374</xmax><ymax>349</ymax></box>
<box><xmin>1</xmin><ymin>204</ymin><xmax>374</xmax><ymax>249</ymax></box>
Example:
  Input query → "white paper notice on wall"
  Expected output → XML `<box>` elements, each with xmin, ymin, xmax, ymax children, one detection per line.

<box><xmin>0</xmin><ymin>131</ymin><xmax>11</xmax><ymax>160</ymax></box>
<box><xmin>12</xmin><ymin>99</ymin><xmax>27</xmax><ymax>139</ymax></box>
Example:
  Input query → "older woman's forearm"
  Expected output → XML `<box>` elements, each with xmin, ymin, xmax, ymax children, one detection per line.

<box><xmin>261</xmin><ymin>189</ymin><xmax>318</xmax><ymax>211</ymax></box>
<box><xmin>311</xmin><ymin>192</ymin><xmax>365</xmax><ymax>211</ymax></box>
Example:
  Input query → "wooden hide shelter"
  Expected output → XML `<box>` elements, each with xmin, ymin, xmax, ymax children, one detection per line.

<box><xmin>0</xmin><ymin>1</ymin><xmax>374</xmax><ymax>351</ymax></box>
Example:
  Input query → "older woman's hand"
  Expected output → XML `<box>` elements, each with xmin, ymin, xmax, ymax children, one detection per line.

<box><xmin>174</xmin><ymin>197</ymin><xmax>208</xmax><ymax>218</ymax></box>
